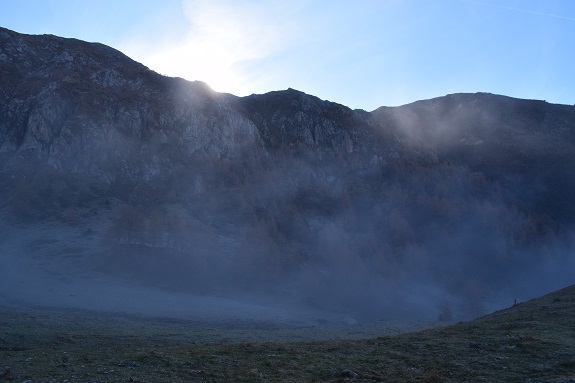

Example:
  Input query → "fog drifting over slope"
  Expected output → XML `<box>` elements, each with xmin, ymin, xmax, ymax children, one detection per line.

<box><xmin>1</xmin><ymin>28</ymin><xmax>574</xmax><ymax>325</ymax></box>
<box><xmin>2</xmin><ymin>148</ymin><xmax>574</xmax><ymax>325</ymax></box>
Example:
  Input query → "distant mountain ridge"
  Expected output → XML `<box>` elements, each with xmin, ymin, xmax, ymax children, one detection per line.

<box><xmin>1</xmin><ymin>26</ymin><xmax>575</xmax><ymax>320</ymax></box>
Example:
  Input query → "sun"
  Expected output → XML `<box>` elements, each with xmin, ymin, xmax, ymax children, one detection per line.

<box><xmin>118</xmin><ymin>0</ymin><xmax>286</xmax><ymax>97</ymax></box>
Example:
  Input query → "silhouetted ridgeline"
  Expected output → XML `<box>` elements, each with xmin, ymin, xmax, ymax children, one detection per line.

<box><xmin>1</xmin><ymin>26</ymin><xmax>575</xmax><ymax>320</ymax></box>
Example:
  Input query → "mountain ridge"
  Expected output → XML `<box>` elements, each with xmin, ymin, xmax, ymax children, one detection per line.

<box><xmin>1</xmin><ymin>26</ymin><xmax>575</xmax><ymax>321</ymax></box>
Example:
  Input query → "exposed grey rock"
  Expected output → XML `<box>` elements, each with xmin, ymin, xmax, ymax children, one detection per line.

<box><xmin>1</xmin><ymin>26</ymin><xmax>575</xmax><ymax>320</ymax></box>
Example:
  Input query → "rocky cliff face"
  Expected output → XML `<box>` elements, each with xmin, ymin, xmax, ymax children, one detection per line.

<box><xmin>0</xmin><ymin>27</ymin><xmax>262</xmax><ymax>183</ymax></box>
<box><xmin>2</xmin><ymin>27</ymin><xmax>575</xmax><ymax>320</ymax></box>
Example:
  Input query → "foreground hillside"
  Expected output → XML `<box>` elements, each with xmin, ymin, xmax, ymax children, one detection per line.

<box><xmin>1</xmin><ymin>285</ymin><xmax>574</xmax><ymax>382</ymax></box>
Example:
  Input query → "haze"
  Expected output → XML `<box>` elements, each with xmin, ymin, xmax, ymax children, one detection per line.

<box><xmin>1</xmin><ymin>0</ymin><xmax>574</xmax><ymax>110</ymax></box>
<box><xmin>1</xmin><ymin>3</ymin><xmax>575</xmax><ymax>328</ymax></box>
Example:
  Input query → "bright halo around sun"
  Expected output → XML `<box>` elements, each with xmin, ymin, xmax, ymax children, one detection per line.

<box><xmin>143</xmin><ymin>37</ymin><xmax>249</xmax><ymax>95</ymax></box>
<box><xmin>120</xmin><ymin>0</ymin><xmax>296</xmax><ymax>97</ymax></box>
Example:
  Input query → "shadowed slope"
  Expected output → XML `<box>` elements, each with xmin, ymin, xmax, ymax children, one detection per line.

<box><xmin>1</xmin><ymin>26</ymin><xmax>575</xmax><ymax>322</ymax></box>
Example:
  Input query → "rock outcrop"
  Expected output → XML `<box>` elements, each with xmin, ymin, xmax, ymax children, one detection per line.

<box><xmin>2</xmin><ymin>27</ymin><xmax>575</xmax><ymax>319</ymax></box>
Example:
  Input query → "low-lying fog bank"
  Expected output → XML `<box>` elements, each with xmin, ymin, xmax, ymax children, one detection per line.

<box><xmin>1</xmin><ymin>217</ymin><xmax>573</xmax><ymax>329</ymax></box>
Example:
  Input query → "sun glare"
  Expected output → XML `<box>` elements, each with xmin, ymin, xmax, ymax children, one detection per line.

<box><xmin>144</xmin><ymin>37</ymin><xmax>248</xmax><ymax>94</ymax></box>
<box><xmin>118</xmin><ymin>0</ymin><xmax>294</xmax><ymax>97</ymax></box>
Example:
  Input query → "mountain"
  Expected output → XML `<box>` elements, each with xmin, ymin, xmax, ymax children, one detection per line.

<box><xmin>374</xmin><ymin>93</ymin><xmax>575</xmax><ymax>224</ymax></box>
<box><xmin>1</xmin><ymin>26</ymin><xmax>575</xmax><ymax>321</ymax></box>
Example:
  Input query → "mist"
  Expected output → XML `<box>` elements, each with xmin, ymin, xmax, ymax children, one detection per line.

<box><xmin>1</xmin><ymin>26</ymin><xmax>574</xmax><ymax>326</ymax></box>
<box><xmin>2</xmin><ymin>139</ymin><xmax>574</xmax><ymax>325</ymax></box>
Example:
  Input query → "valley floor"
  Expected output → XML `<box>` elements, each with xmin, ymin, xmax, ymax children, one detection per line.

<box><xmin>1</xmin><ymin>285</ymin><xmax>575</xmax><ymax>382</ymax></box>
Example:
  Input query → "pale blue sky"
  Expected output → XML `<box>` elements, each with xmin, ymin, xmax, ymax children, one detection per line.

<box><xmin>1</xmin><ymin>0</ymin><xmax>574</xmax><ymax>110</ymax></box>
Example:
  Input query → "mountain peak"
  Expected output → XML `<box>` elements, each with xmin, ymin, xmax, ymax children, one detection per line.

<box><xmin>1</xmin><ymin>27</ymin><xmax>575</xmax><ymax>321</ymax></box>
